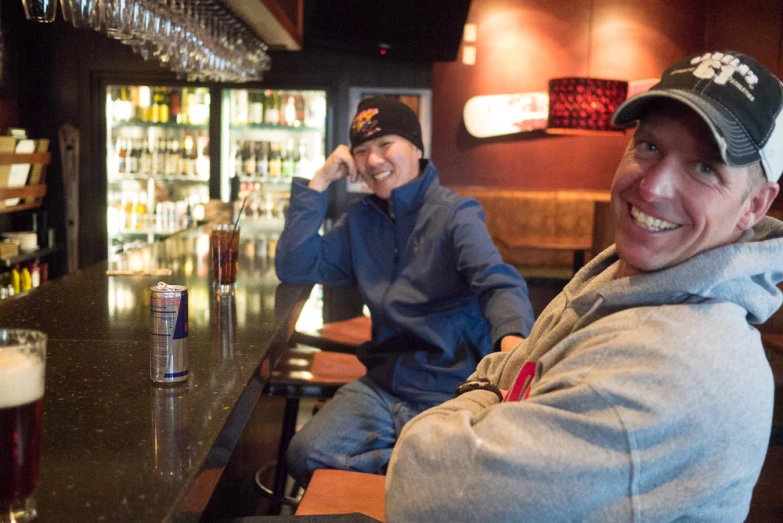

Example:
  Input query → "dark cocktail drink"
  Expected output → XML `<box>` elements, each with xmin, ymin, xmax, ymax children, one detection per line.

<box><xmin>0</xmin><ymin>330</ymin><xmax>46</xmax><ymax>523</ymax></box>
<box><xmin>211</xmin><ymin>224</ymin><xmax>240</xmax><ymax>294</ymax></box>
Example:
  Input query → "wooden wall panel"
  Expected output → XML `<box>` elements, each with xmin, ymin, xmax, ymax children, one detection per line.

<box><xmin>431</xmin><ymin>0</ymin><xmax>706</xmax><ymax>191</ymax></box>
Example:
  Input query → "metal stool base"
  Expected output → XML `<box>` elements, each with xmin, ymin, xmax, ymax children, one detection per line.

<box><xmin>254</xmin><ymin>461</ymin><xmax>303</xmax><ymax>508</ymax></box>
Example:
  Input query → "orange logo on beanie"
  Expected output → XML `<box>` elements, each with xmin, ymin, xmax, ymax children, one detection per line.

<box><xmin>351</xmin><ymin>108</ymin><xmax>382</xmax><ymax>139</ymax></box>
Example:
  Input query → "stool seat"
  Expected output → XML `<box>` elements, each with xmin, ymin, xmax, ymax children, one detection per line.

<box><xmin>266</xmin><ymin>347</ymin><xmax>367</xmax><ymax>397</ymax></box>
<box><xmin>258</xmin><ymin>341</ymin><xmax>368</xmax><ymax>513</ymax></box>
<box><xmin>294</xmin><ymin>315</ymin><xmax>373</xmax><ymax>353</ymax></box>
<box><xmin>296</xmin><ymin>469</ymin><xmax>386</xmax><ymax>522</ymax></box>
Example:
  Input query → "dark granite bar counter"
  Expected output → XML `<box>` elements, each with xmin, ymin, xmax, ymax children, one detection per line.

<box><xmin>0</xmin><ymin>221</ymin><xmax>312</xmax><ymax>522</ymax></box>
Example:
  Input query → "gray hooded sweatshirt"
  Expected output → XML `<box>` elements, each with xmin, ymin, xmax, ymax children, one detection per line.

<box><xmin>386</xmin><ymin>216</ymin><xmax>783</xmax><ymax>522</ymax></box>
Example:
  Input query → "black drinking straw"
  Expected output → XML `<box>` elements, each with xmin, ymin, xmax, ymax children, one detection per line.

<box><xmin>230</xmin><ymin>197</ymin><xmax>246</xmax><ymax>246</ymax></box>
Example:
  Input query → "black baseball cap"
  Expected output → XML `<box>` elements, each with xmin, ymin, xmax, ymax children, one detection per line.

<box><xmin>349</xmin><ymin>96</ymin><xmax>424</xmax><ymax>154</ymax></box>
<box><xmin>612</xmin><ymin>51</ymin><xmax>783</xmax><ymax>182</ymax></box>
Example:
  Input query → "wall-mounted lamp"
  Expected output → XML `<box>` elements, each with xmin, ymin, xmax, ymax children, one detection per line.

<box><xmin>463</xmin><ymin>23</ymin><xmax>477</xmax><ymax>42</ymax></box>
<box><xmin>546</xmin><ymin>77</ymin><xmax>628</xmax><ymax>135</ymax></box>
<box><xmin>462</xmin><ymin>23</ymin><xmax>477</xmax><ymax>65</ymax></box>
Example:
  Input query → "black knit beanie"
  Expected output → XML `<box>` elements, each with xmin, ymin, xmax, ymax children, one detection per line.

<box><xmin>349</xmin><ymin>96</ymin><xmax>424</xmax><ymax>154</ymax></box>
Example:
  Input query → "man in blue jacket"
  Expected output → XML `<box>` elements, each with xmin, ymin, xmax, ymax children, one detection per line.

<box><xmin>275</xmin><ymin>96</ymin><xmax>535</xmax><ymax>486</ymax></box>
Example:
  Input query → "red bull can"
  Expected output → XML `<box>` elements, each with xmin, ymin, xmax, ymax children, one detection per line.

<box><xmin>150</xmin><ymin>282</ymin><xmax>189</xmax><ymax>384</ymax></box>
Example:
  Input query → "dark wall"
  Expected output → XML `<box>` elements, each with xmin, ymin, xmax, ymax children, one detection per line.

<box><xmin>9</xmin><ymin>3</ymin><xmax>430</xmax><ymax>270</ymax></box>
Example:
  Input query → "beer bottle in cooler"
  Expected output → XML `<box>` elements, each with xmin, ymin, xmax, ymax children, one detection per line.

<box><xmin>159</xmin><ymin>88</ymin><xmax>171</xmax><ymax>124</ymax></box>
<box><xmin>282</xmin><ymin>139</ymin><xmax>295</xmax><ymax>178</ymax></box>
<box><xmin>139</xmin><ymin>86</ymin><xmax>152</xmax><ymax>122</ymax></box>
<box><xmin>268</xmin><ymin>142</ymin><xmax>282</xmax><ymax>179</ymax></box>
<box><xmin>283</xmin><ymin>94</ymin><xmax>296</xmax><ymax>127</ymax></box>
<box><xmin>117</xmin><ymin>137</ymin><xmax>127</xmax><ymax>175</ymax></box>
<box><xmin>233</xmin><ymin>89</ymin><xmax>248</xmax><ymax>125</ymax></box>
<box><xmin>295</xmin><ymin>93</ymin><xmax>306</xmax><ymax>127</ymax></box>
<box><xmin>243</xmin><ymin>141</ymin><xmax>256</xmax><ymax>176</ymax></box>
<box><xmin>140</xmin><ymin>138</ymin><xmax>153</xmax><ymax>175</ymax></box>
<box><xmin>234</xmin><ymin>141</ymin><xmax>244</xmax><ymax>178</ymax></box>
<box><xmin>249</xmin><ymin>90</ymin><xmax>264</xmax><ymax>124</ymax></box>
<box><xmin>255</xmin><ymin>141</ymin><xmax>269</xmax><ymax>180</ymax></box>
<box><xmin>196</xmin><ymin>137</ymin><xmax>210</xmax><ymax>179</ymax></box>
<box><xmin>152</xmin><ymin>139</ymin><xmax>165</xmax><ymax>176</ymax></box>
<box><xmin>264</xmin><ymin>90</ymin><xmax>280</xmax><ymax>126</ymax></box>
<box><xmin>126</xmin><ymin>139</ymin><xmax>139</xmax><ymax>174</ymax></box>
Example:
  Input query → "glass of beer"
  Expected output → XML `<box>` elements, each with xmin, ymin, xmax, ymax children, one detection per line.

<box><xmin>210</xmin><ymin>223</ymin><xmax>240</xmax><ymax>295</ymax></box>
<box><xmin>0</xmin><ymin>329</ymin><xmax>46</xmax><ymax>523</ymax></box>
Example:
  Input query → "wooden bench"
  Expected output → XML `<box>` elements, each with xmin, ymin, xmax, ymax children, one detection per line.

<box><xmin>453</xmin><ymin>187</ymin><xmax>611</xmax><ymax>278</ymax></box>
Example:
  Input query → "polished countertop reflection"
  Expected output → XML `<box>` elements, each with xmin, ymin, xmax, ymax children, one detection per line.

<box><xmin>0</xmin><ymin>221</ymin><xmax>312</xmax><ymax>522</ymax></box>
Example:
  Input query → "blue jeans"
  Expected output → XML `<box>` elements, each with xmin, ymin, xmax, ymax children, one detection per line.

<box><xmin>285</xmin><ymin>375</ymin><xmax>439</xmax><ymax>487</ymax></box>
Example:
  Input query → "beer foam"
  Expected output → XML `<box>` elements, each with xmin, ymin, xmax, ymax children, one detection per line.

<box><xmin>0</xmin><ymin>351</ymin><xmax>45</xmax><ymax>408</ymax></box>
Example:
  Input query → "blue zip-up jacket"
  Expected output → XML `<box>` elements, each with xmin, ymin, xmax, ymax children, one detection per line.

<box><xmin>275</xmin><ymin>161</ymin><xmax>535</xmax><ymax>403</ymax></box>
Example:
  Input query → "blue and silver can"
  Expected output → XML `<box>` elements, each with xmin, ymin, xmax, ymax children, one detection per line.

<box><xmin>150</xmin><ymin>282</ymin><xmax>189</xmax><ymax>384</ymax></box>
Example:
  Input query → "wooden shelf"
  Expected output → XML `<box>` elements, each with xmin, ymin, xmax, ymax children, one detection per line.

<box><xmin>0</xmin><ymin>184</ymin><xmax>48</xmax><ymax>214</ymax></box>
<box><xmin>1</xmin><ymin>244</ymin><xmax>61</xmax><ymax>267</ymax></box>
<box><xmin>111</xmin><ymin>121</ymin><xmax>208</xmax><ymax>130</ymax></box>
<box><xmin>229</xmin><ymin>124</ymin><xmax>322</xmax><ymax>133</ymax></box>
<box><xmin>0</xmin><ymin>152</ymin><xmax>51</xmax><ymax>165</ymax></box>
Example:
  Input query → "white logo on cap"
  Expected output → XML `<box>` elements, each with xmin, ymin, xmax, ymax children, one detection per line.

<box><xmin>690</xmin><ymin>52</ymin><xmax>758</xmax><ymax>88</ymax></box>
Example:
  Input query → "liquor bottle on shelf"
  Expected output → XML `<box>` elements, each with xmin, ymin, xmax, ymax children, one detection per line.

<box><xmin>295</xmin><ymin>94</ymin><xmax>306</xmax><ymax>127</ymax></box>
<box><xmin>181</xmin><ymin>135</ymin><xmax>197</xmax><ymax>176</ymax></box>
<box><xmin>139</xmin><ymin>86</ymin><xmax>152</xmax><ymax>122</ymax></box>
<box><xmin>264</xmin><ymin>90</ymin><xmax>280</xmax><ymax>126</ymax></box>
<box><xmin>196</xmin><ymin>136</ymin><xmax>210</xmax><ymax>179</ymax></box>
<box><xmin>234</xmin><ymin>141</ymin><xmax>244</xmax><ymax>177</ymax></box>
<box><xmin>283</xmin><ymin>94</ymin><xmax>297</xmax><ymax>127</ymax></box>
<box><xmin>256</xmin><ymin>141</ymin><xmax>269</xmax><ymax>180</ymax></box>
<box><xmin>268</xmin><ymin>142</ymin><xmax>282</xmax><ymax>180</ymax></box>
<box><xmin>169</xmin><ymin>90</ymin><xmax>181</xmax><ymax>124</ymax></box>
<box><xmin>233</xmin><ymin>89</ymin><xmax>248</xmax><ymax>125</ymax></box>
<box><xmin>189</xmin><ymin>135</ymin><xmax>199</xmax><ymax>176</ymax></box>
<box><xmin>127</xmin><ymin>139</ymin><xmax>140</xmax><ymax>174</ymax></box>
<box><xmin>140</xmin><ymin>139</ymin><xmax>152</xmax><ymax>175</ymax></box>
<box><xmin>150</xmin><ymin>88</ymin><xmax>160</xmax><ymax>123</ymax></box>
<box><xmin>152</xmin><ymin>138</ymin><xmax>165</xmax><ymax>175</ymax></box>
<box><xmin>249</xmin><ymin>90</ymin><xmax>264</xmax><ymax>124</ymax></box>
<box><xmin>189</xmin><ymin>88</ymin><xmax>210</xmax><ymax>125</ymax></box>
<box><xmin>296</xmin><ymin>141</ymin><xmax>313</xmax><ymax>178</ymax></box>
<box><xmin>243</xmin><ymin>141</ymin><xmax>256</xmax><ymax>177</ymax></box>
<box><xmin>162</xmin><ymin>139</ymin><xmax>175</xmax><ymax>176</ymax></box>
<box><xmin>281</xmin><ymin>139</ymin><xmax>295</xmax><ymax>178</ymax></box>
<box><xmin>161</xmin><ymin>88</ymin><xmax>171</xmax><ymax>123</ymax></box>
<box><xmin>117</xmin><ymin>137</ymin><xmax>127</xmax><ymax>175</ymax></box>
<box><xmin>129</xmin><ymin>87</ymin><xmax>141</xmax><ymax>121</ymax></box>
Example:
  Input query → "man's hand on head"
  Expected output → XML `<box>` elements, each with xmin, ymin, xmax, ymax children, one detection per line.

<box><xmin>309</xmin><ymin>145</ymin><xmax>358</xmax><ymax>192</ymax></box>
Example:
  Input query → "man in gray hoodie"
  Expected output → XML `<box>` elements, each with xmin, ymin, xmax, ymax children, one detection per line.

<box><xmin>386</xmin><ymin>51</ymin><xmax>783</xmax><ymax>522</ymax></box>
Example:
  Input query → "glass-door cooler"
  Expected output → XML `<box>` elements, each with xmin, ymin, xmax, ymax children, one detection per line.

<box><xmin>106</xmin><ymin>84</ymin><xmax>212</xmax><ymax>260</ymax></box>
<box><xmin>220</xmin><ymin>88</ymin><xmax>328</xmax><ymax>230</ymax></box>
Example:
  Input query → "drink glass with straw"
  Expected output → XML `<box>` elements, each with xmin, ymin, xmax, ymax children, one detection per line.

<box><xmin>210</xmin><ymin>198</ymin><xmax>246</xmax><ymax>295</ymax></box>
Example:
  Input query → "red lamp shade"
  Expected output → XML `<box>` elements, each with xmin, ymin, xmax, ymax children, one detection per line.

<box><xmin>546</xmin><ymin>78</ymin><xmax>629</xmax><ymax>135</ymax></box>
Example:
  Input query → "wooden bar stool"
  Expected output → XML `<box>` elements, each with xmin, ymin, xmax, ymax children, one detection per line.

<box><xmin>292</xmin><ymin>315</ymin><xmax>373</xmax><ymax>353</ymax></box>
<box><xmin>296</xmin><ymin>469</ymin><xmax>386</xmax><ymax>522</ymax></box>
<box><xmin>257</xmin><ymin>316</ymin><xmax>371</xmax><ymax>513</ymax></box>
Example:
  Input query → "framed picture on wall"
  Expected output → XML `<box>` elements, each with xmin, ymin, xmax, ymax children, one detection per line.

<box><xmin>346</xmin><ymin>87</ymin><xmax>432</xmax><ymax>193</ymax></box>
